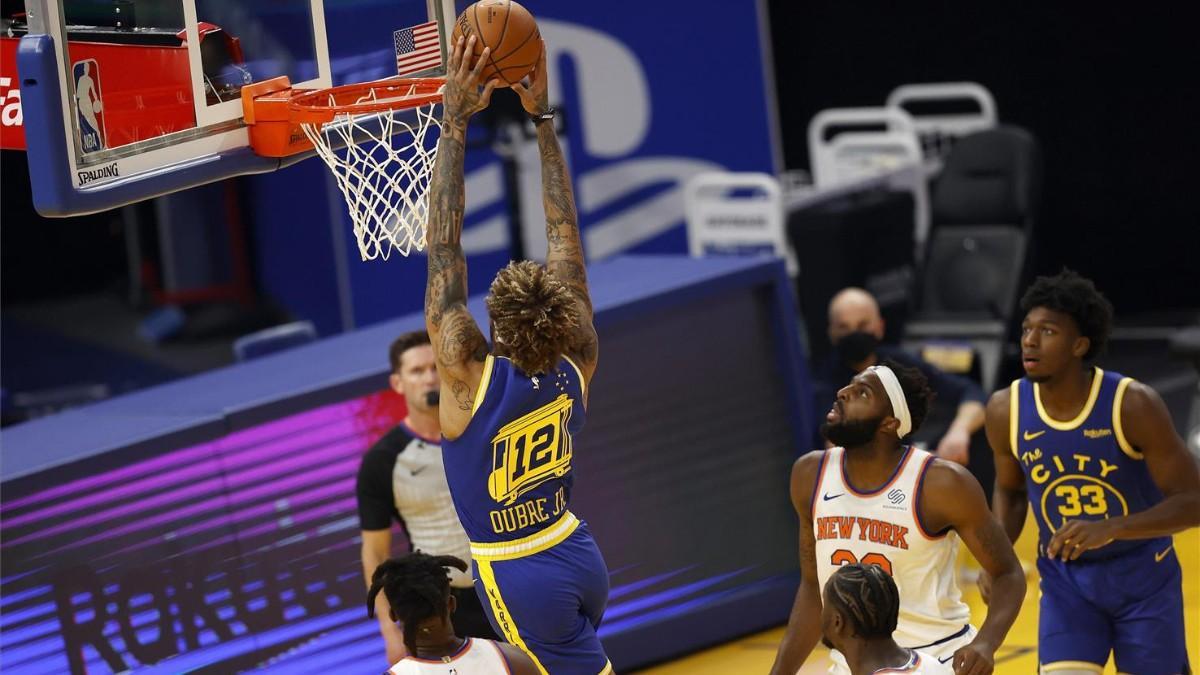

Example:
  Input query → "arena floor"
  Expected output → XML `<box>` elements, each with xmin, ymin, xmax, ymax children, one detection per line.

<box><xmin>640</xmin><ymin>518</ymin><xmax>1200</xmax><ymax>674</ymax></box>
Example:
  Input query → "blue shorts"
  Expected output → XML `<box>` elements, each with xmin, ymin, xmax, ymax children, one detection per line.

<box><xmin>1037</xmin><ymin>538</ymin><xmax>1189</xmax><ymax>674</ymax></box>
<box><xmin>471</xmin><ymin>518</ymin><xmax>611</xmax><ymax>675</ymax></box>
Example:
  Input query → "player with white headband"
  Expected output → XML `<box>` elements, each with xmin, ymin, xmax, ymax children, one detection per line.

<box><xmin>771</xmin><ymin>360</ymin><xmax>1026</xmax><ymax>675</ymax></box>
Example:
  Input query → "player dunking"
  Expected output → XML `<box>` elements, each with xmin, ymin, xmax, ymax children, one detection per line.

<box><xmin>982</xmin><ymin>270</ymin><xmax>1200</xmax><ymax>674</ymax></box>
<box><xmin>424</xmin><ymin>36</ymin><xmax>612</xmax><ymax>675</ymax></box>
<box><xmin>771</xmin><ymin>361</ymin><xmax>1025</xmax><ymax>675</ymax></box>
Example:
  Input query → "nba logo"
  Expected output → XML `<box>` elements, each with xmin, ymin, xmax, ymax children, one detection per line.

<box><xmin>72</xmin><ymin>59</ymin><xmax>105</xmax><ymax>153</ymax></box>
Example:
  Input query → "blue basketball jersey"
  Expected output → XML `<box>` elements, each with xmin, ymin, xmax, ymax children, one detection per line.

<box><xmin>1010</xmin><ymin>367</ymin><xmax>1169</xmax><ymax>560</ymax></box>
<box><xmin>442</xmin><ymin>354</ymin><xmax>586</xmax><ymax>544</ymax></box>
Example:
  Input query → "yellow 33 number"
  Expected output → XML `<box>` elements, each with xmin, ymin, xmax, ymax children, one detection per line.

<box><xmin>1055</xmin><ymin>484</ymin><xmax>1108</xmax><ymax>516</ymax></box>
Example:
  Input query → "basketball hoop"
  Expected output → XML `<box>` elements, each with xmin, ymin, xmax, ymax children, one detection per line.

<box><xmin>243</xmin><ymin>76</ymin><xmax>445</xmax><ymax>260</ymax></box>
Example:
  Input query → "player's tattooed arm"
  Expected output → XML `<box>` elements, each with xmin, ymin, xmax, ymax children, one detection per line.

<box><xmin>925</xmin><ymin>461</ymin><xmax>1025</xmax><ymax>673</ymax></box>
<box><xmin>513</xmin><ymin>42</ymin><xmax>599</xmax><ymax>379</ymax></box>
<box><xmin>537</xmin><ymin>123</ymin><xmax>598</xmax><ymax>376</ymax></box>
<box><xmin>425</xmin><ymin>126</ymin><xmax>486</xmax><ymax>413</ymax></box>
<box><xmin>768</xmin><ymin>452</ymin><xmax>826</xmax><ymax>675</ymax></box>
<box><xmin>424</xmin><ymin>37</ymin><xmax>494</xmax><ymax>433</ymax></box>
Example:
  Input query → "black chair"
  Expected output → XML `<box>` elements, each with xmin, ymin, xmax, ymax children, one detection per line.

<box><xmin>903</xmin><ymin>125</ymin><xmax>1042</xmax><ymax>391</ymax></box>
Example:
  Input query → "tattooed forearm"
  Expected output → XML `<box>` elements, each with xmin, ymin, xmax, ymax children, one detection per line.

<box><xmin>425</xmin><ymin>122</ymin><xmax>469</xmax><ymax>332</ymax></box>
<box><xmin>537</xmin><ymin>122</ymin><xmax>577</xmax><ymax>229</ymax></box>
<box><xmin>424</xmin><ymin>120</ymin><xmax>487</xmax><ymax>374</ymax></box>
<box><xmin>535</xmin><ymin>117</ymin><xmax>596</xmax><ymax>366</ymax></box>
<box><xmin>427</xmin><ymin>126</ymin><xmax>467</xmax><ymax>248</ymax></box>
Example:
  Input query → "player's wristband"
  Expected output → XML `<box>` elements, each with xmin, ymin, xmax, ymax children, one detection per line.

<box><xmin>530</xmin><ymin>107</ymin><xmax>555</xmax><ymax>125</ymax></box>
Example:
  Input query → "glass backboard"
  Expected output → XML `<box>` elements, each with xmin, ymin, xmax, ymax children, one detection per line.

<box><xmin>14</xmin><ymin>0</ymin><xmax>453</xmax><ymax>216</ymax></box>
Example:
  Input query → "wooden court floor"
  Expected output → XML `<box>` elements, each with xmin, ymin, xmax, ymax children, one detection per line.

<box><xmin>638</xmin><ymin>520</ymin><xmax>1199</xmax><ymax>674</ymax></box>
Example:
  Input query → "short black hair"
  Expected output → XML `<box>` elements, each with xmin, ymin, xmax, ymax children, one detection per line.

<box><xmin>1019</xmin><ymin>269</ymin><xmax>1113</xmax><ymax>361</ymax></box>
<box><xmin>367</xmin><ymin>552</ymin><xmax>468</xmax><ymax>656</ymax></box>
<box><xmin>389</xmin><ymin>331</ymin><xmax>431</xmax><ymax>373</ymax></box>
<box><xmin>877</xmin><ymin>359</ymin><xmax>935</xmax><ymax>437</ymax></box>
<box><xmin>826</xmin><ymin>563</ymin><xmax>900</xmax><ymax>639</ymax></box>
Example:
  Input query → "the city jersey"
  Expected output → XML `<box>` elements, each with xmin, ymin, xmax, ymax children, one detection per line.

<box><xmin>442</xmin><ymin>354</ymin><xmax>585</xmax><ymax>544</ymax></box>
<box><xmin>813</xmin><ymin>446</ymin><xmax>971</xmax><ymax>652</ymax></box>
<box><xmin>385</xmin><ymin>638</ymin><xmax>511</xmax><ymax>674</ymax></box>
<box><xmin>1010</xmin><ymin>367</ymin><xmax>1168</xmax><ymax>560</ymax></box>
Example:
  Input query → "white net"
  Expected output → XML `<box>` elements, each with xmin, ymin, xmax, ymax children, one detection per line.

<box><xmin>301</xmin><ymin>92</ymin><xmax>441</xmax><ymax>260</ymax></box>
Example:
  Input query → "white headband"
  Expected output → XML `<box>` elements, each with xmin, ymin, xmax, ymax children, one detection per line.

<box><xmin>868</xmin><ymin>365</ymin><xmax>911</xmax><ymax>438</ymax></box>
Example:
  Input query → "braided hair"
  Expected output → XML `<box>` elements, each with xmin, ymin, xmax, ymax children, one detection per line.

<box><xmin>367</xmin><ymin>552</ymin><xmax>469</xmax><ymax>656</ymax></box>
<box><xmin>825</xmin><ymin>563</ymin><xmax>900</xmax><ymax>639</ymax></box>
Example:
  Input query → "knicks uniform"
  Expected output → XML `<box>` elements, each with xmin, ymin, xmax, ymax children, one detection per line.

<box><xmin>442</xmin><ymin>354</ymin><xmax>611</xmax><ymax>675</ymax></box>
<box><xmin>1010</xmin><ymin>367</ymin><xmax>1189</xmax><ymax>673</ymax></box>
<box><xmin>813</xmin><ymin>446</ymin><xmax>975</xmax><ymax>674</ymax></box>
<box><xmin>386</xmin><ymin>638</ymin><xmax>511</xmax><ymax>674</ymax></box>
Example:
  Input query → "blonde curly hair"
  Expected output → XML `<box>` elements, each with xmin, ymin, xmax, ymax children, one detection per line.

<box><xmin>486</xmin><ymin>260</ymin><xmax>582</xmax><ymax>375</ymax></box>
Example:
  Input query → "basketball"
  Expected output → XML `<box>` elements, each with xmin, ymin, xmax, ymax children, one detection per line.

<box><xmin>453</xmin><ymin>0</ymin><xmax>541</xmax><ymax>86</ymax></box>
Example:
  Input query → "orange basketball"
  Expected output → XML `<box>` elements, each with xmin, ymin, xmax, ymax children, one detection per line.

<box><xmin>453</xmin><ymin>0</ymin><xmax>541</xmax><ymax>86</ymax></box>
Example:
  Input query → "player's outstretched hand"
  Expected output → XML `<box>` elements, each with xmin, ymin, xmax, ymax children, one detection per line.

<box><xmin>976</xmin><ymin>568</ymin><xmax>992</xmax><ymax>605</ymax></box>
<box><xmin>952</xmin><ymin>640</ymin><xmax>995</xmax><ymax>675</ymax></box>
<box><xmin>1046</xmin><ymin>518</ymin><xmax>1116</xmax><ymax>561</ymax></box>
<box><xmin>511</xmin><ymin>39</ymin><xmax>549</xmax><ymax>116</ymax></box>
<box><xmin>442</xmin><ymin>34</ymin><xmax>499</xmax><ymax>126</ymax></box>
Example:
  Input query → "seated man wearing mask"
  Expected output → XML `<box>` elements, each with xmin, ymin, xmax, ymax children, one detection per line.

<box><xmin>815</xmin><ymin>288</ymin><xmax>986</xmax><ymax>469</ymax></box>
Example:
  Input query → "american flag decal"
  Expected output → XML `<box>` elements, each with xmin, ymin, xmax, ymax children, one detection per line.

<box><xmin>394</xmin><ymin>21</ymin><xmax>442</xmax><ymax>76</ymax></box>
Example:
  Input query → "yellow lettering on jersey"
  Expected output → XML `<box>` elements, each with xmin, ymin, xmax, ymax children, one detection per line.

<box><xmin>1052</xmin><ymin>455</ymin><xmax>1065</xmax><ymax>472</ymax></box>
<box><xmin>488</xmin><ymin>394</ymin><xmax>574</xmax><ymax>505</ymax></box>
<box><xmin>1073</xmin><ymin>454</ymin><xmax>1092</xmax><ymax>471</ymax></box>
<box><xmin>1031</xmin><ymin>464</ymin><xmax>1052</xmax><ymax>484</ymax></box>
<box><xmin>1020</xmin><ymin>447</ymin><xmax>1043</xmax><ymax>466</ymax></box>
<box><xmin>1099</xmin><ymin>458</ymin><xmax>1118</xmax><ymax>478</ymax></box>
<box><xmin>489</xmin><ymin>497</ymin><xmax>552</xmax><ymax>534</ymax></box>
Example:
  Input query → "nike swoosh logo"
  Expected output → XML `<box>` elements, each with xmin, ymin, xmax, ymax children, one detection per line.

<box><xmin>411</xmin><ymin>468</ymin><xmax>426</xmax><ymax>476</ymax></box>
<box><xmin>939</xmin><ymin>656</ymin><xmax>954</xmax><ymax>664</ymax></box>
<box><xmin>1155</xmin><ymin>546</ymin><xmax>1172</xmax><ymax>562</ymax></box>
<box><xmin>822</xmin><ymin>493</ymin><xmax>844</xmax><ymax>501</ymax></box>
<box><xmin>1023</xmin><ymin>430</ymin><xmax>1046</xmax><ymax>441</ymax></box>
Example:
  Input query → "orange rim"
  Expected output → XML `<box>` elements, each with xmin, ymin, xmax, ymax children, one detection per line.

<box><xmin>288</xmin><ymin>77</ymin><xmax>445</xmax><ymax>125</ymax></box>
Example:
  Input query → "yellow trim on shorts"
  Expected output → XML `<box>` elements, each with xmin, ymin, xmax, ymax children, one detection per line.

<box><xmin>598</xmin><ymin>660</ymin><xmax>613</xmax><ymax>675</ymax></box>
<box><xmin>470</xmin><ymin>511</ymin><xmax>580</xmax><ymax>561</ymax></box>
<box><xmin>1034</xmin><ymin>367</ymin><xmax>1104</xmax><ymax>430</ymax></box>
<box><xmin>1009</xmin><ymin>380</ymin><xmax>1020</xmax><ymax>458</ymax></box>
<box><xmin>471</xmin><ymin>354</ymin><xmax>495</xmax><ymax>416</ymax></box>
<box><xmin>1112</xmin><ymin>377</ymin><xmax>1143</xmax><ymax>460</ymax></box>
<box><xmin>475</xmin><ymin>558</ymin><xmax>549</xmax><ymax>675</ymax></box>
<box><xmin>1041</xmin><ymin>661</ymin><xmax>1104</xmax><ymax>673</ymax></box>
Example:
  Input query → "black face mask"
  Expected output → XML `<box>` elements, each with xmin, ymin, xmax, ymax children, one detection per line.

<box><xmin>836</xmin><ymin>331</ymin><xmax>879</xmax><ymax>368</ymax></box>
<box><xmin>425</xmin><ymin>391</ymin><xmax>440</xmax><ymax>407</ymax></box>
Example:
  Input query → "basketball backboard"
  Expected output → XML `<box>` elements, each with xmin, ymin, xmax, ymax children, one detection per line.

<box><xmin>13</xmin><ymin>0</ymin><xmax>454</xmax><ymax>217</ymax></box>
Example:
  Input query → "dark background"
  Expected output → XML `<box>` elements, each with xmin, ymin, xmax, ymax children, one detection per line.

<box><xmin>4</xmin><ymin>3</ymin><xmax>1197</xmax><ymax>310</ymax></box>
<box><xmin>767</xmin><ymin>2</ymin><xmax>1200</xmax><ymax>312</ymax></box>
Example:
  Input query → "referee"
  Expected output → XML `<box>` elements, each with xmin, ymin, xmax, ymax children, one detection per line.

<box><xmin>356</xmin><ymin>331</ymin><xmax>499</xmax><ymax>665</ymax></box>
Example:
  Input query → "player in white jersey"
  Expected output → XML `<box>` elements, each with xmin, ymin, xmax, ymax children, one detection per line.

<box><xmin>370</xmin><ymin>552</ymin><xmax>537</xmax><ymax>675</ymax></box>
<box><xmin>771</xmin><ymin>360</ymin><xmax>1025</xmax><ymax>675</ymax></box>
<box><xmin>821</xmin><ymin>564</ymin><xmax>952</xmax><ymax>675</ymax></box>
